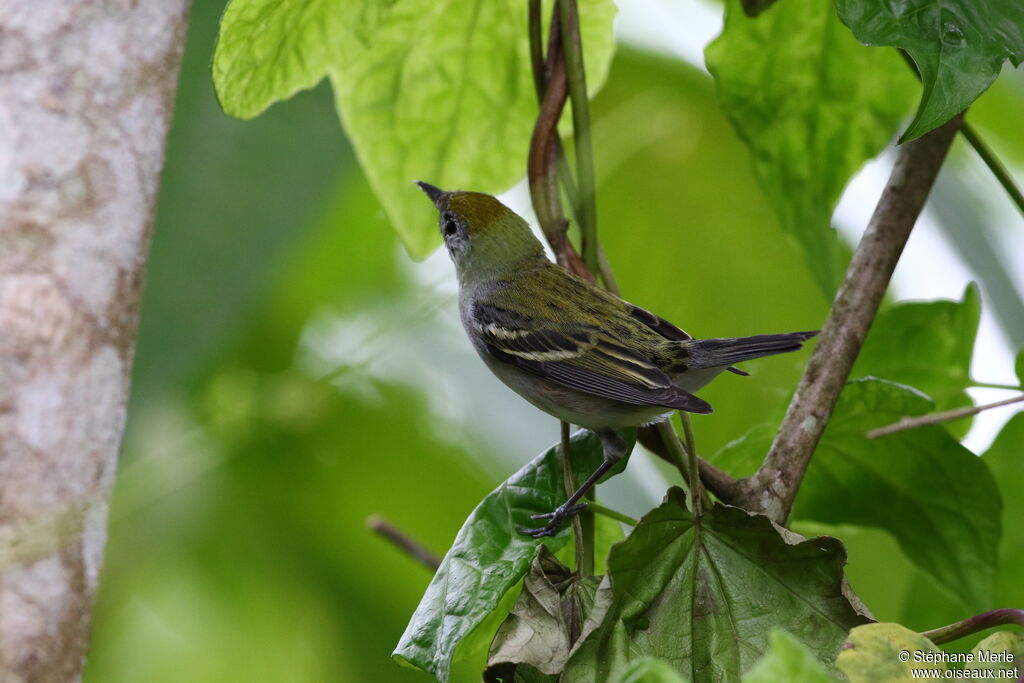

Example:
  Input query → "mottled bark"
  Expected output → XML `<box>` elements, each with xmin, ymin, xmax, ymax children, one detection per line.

<box><xmin>735</xmin><ymin>114</ymin><xmax>964</xmax><ymax>524</ymax></box>
<box><xmin>0</xmin><ymin>2</ymin><xmax>191</xmax><ymax>680</ymax></box>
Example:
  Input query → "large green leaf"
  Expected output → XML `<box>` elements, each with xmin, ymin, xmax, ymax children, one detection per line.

<box><xmin>705</xmin><ymin>0</ymin><xmax>915</xmax><ymax>297</ymax></box>
<box><xmin>392</xmin><ymin>429</ymin><xmax>633</xmax><ymax>682</ymax></box>
<box><xmin>562</xmin><ymin>491</ymin><xmax>869</xmax><ymax>680</ymax></box>
<box><xmin>853</xmin><ymin>285</ymin><xmax>980</xmax><ymax>435</ymax></box>
<box><xmin>712</xmin><ymin>379</ymin><xmax>1003</xmax><ymax>612</ymax></box>
<box><xmin>834</xmin><ymin>0</ymin><xmax>1024</xmax><ymax>141</ymax></box>
<box><xmin>743</xmin><ymin>630</ymin><xmax>833</xmax><ymax>683</ymax></box>
<box><xmin>836</xmin><ymin>623</ymin><xmax>945</xmax><ymax>681</ymax></box>
<box><xmin>213</xmin><ymin>0</ymin><xmax>617</xmax><ymax>258</ymax></box>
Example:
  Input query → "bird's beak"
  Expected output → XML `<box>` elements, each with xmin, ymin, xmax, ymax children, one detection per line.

<box><xmin>415</xmin><ymin>180</ymin><xmax>446</xmax><ymax>208</ymax></box>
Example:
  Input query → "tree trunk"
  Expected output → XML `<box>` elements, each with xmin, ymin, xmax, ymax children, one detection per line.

<box><xmin>0</xmin><ymin>1</ymin><xmax>191</xmax><ymax>679</ymax></box>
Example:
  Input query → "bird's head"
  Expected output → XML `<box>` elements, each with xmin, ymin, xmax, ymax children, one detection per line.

<box><xmin>416</xmin><ymin>181</ymin><xmax>545</xmax><ymax>284</ymax></box>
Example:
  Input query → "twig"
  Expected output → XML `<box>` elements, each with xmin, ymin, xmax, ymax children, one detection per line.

<box><xmin>588</xmin><ymin>502</ymin><xmax>637</xmax><ymax>527</ymax></box>
<box><xmin>529</xmin><ymin>0</ymin><xmax>581</xmax><ymax>221</ymax></box>
<box><xmin>960</xmin><ymin>122</ymin><xmax>1024</xmax><ymax>219</ymax></box>
<box><xmin>526</xmin><ymin>1</ymin><xmax>591</xmax><ymax>280</ymax></box>
<box><xmin>559</xmin><ymin>0</ymin><xmax>600</xmax><ymax>276</ymax></box>
<box><xmin>921</xmin><ymin>608</ymin><xmax>1024</xmax><ymax>645</ymax></box>
<box><xmin>735</xmin><ymin>114</ymin><xmax>964</xmax><ymax>524</ymax></box>
<box><xmin>530</xmin><ymin>5</ymin><xmax>596</xmax><ymax>573</ymax></box>
<box><xmin>655</xmin><ymin>421</ymin><xmax>692</xmax><ymax>486</ymax></box>
<box><xmin>972</xmin><ymin>381</ymin><xmax>1023</xmax><ymax>391</ymax></box>
<box><xmin>636</xmin><ymin>424</ymin><xmax>744</xmax><ymax>504</ymax></box>
<box><xmin>655</xmin><ymin>420</ymin><xmax>711</xmax><ymax>513</ymax></box>
<box><xmin>867</xmin><ymin>394</ymin><xmax>1024</xmax><ymax>439</ymax></box>
<box><xmin>679</xmin><ymin>413</ymin><xmax>705</xmax><ymax>516</ymax></box>
<box><xmin>560</xmin><ymin>421</ymin><xmax>591</xmax><ymax>576</ymax></box>
<box><xmin>366</xmin><ymin>515</ymin><xmax>441</xmax><ymax>572</ymax></box>
<box><xmin>698</xmin><ymin>459</ymin><xmax>745</xmax><ymax>504</ymax></box>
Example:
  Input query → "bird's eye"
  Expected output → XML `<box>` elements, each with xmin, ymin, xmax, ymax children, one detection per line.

<box><xmin>442</xmin><ymin>217</ymin><xmax>458</xmax><ymax>237</ymax></box>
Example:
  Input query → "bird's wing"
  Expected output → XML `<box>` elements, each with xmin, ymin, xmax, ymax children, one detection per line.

<box><xmin>469</xmin><ymin>301</ymin><xmax>712</xmax><ymax>413</ymax></box>
<box><xmin>627</xmin><ymin>304</ymin><xmax>692</xmax><ymax>341</ymax></box>
<box><xmin>628</xmin><ymin>303</ymin><xmax>749</xmax><ymax>377</ymax></box>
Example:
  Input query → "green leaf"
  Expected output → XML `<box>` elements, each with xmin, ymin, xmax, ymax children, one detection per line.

<box><xmin>486</xmin><ymin>547</ymin><xmax>600</xmax><ymax>679</ymax></box>
<box><xmin>836</xmin><ymin>623</ymin><xmax>945</xmax><ymax>681</ymax></box>
<box><xmin>797</xmin><ymin>379</ymin><xmax>1001</xmax><ymax>611</ymax></box>
<box><xmin>615</xmin><ymin>657</ymin><xmax>689</xmax><ymax>683</ymax></box>
<box><xmin>392</xmin><ymin>428</ymin><xmax>633</xmax><ymax>682</ymax></box>
<box><xmin>742</xmin><ymin>630</ymin><xmax>834</xmax><ymax>683</ymax></box>
<box><xmin>854</xmin><ymin>285</ymin><xmax>980</xmax><ymax>435</ymax></box>
<box><xmin>705</xmin><ymin>0</ymin><xmax>915</xmax><ymax>297</ymax></box>
<box><xmin>966</xmin><ymin>631</ymin><xmax>1024</xmax><ymax>677</ymax></box>
<box><xmin>1015</xmin><ymin>348</ymin><xmax>1024</xmax><ymax>386</ymax></box>
<box><xmin>213</xmin><ymin>0</ymin><xmax>617</xmax><ymax>259</ymax></box>
<box><xmin>983</xmin><ymin>414</ymin><xmax>1024</xmax><ymax>609</ymax></box>
<box><xmin>712</xmin><ymin>379</ymin><xmax>1003</xmax><ymax>612</ymax></box>
<box><xmin>834</xmin><ymin>0</ymin><xmax>1024</xmax><ymax>141</ymax></box>
<box><xmin>563</xmin><ymin>492</ymin><xmax>869</xmax><ymax>681</ymax></box>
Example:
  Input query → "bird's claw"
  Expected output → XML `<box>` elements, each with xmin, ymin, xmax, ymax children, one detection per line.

<box><xmin>530</xmin><ymin>502</ymin><xmax>587</xmax><ymax>521</ymax></box>
<box><xmin>516</xmin><ymin>502</ymin><xmax>588</xmax><ymax>538</ymax></box>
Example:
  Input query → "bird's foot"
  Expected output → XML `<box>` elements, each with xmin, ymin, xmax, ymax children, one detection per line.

<box><xmin>516</xmin><ymin>502</ymin><xmax>589</xmax><ymax>538</ymax></box>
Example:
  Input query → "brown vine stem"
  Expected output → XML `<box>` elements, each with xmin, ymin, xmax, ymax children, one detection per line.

<box><xmin>560</xmin><ymin>421</ymin><xmax>590</xmax><ymax>576</ymax></box>
<box><xmin>636</xmin><ymin>422</ymin><xmax>743</xmax><ymax>503</ymax></box>
<box><xmin>867</xmin><ymin>394</ymin><xmax>1024</xmax><ymax>439</ymax></box>
<box><xmin>732</xmin><ymin>113</ymin><xmax>965</xmax><ymax>524</ymax></box>
<box><xmin>527</xmin><ymin>0</ymin><xmax>594</xmax><ymax>576</ymax></box>
<box><xmin>559</xmin><ymin>0</ymin><xmax>599</xmax><ymax>276</ymax></box>
<box><xmin>921</xmin><ymin>608</ymin><xmax>1024</xmax><ymax>645</ymax></box>
<box><xmin>527</xmin><ymin>0</ymin><xmax>591</xmax><ymax>280</ymax></box>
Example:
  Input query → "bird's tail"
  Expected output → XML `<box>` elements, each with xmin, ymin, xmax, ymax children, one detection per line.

<box><xmin>681</xmin><ymin>331</ymin><xmax>819</xmax><ymax>370</ymax></box>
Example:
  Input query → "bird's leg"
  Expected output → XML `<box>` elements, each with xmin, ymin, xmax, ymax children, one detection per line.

<box><xmin>517</xmin><ymin>429</ymin><xmax>628</xmax><ymax>538</ymax></box>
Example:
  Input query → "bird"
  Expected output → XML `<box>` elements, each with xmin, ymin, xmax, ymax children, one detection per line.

<box><xmin>416</xmin><ymin>181</ymin><xmax>817</xmax><ymax>537</ymax></box>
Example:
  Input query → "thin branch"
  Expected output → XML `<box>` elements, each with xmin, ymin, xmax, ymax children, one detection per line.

<box><xmin>679</xmin><ymin>413</ymin><xmax>705</xmax><ymax>516</ymax></box>
<box><xmin>559</xmin><ymin>0</ymin><xmax>600</xmax><ymax>276</ymax></box>
<box><xmin>960</xmin><ymin>122</ymin><xmax>1024</xmax><ymax>218</ymax></box>
<box><xmin>366</xmin><ymin>515</ymin><xmax>441</xmax><ymax>572</ymax></box>
<box><xmin>921</xmin><ymin>608</ymin><xmax>1024</xmax><ymax>645</ymax></box>
<box><xmin>735</xmin><ymin>114</ymin><xmax>964</xmax><ymax>524</ymax></box>
<box><xmin>655</xmin><ymin>421</ymin><xmax>692</xmax><ymax>487</ymax></box>
<box><xmin>560</xmin><ymin>421</ymin><xmax>591</xmax><ymax>576</ymax></box>
<box><xmin>698</xmin><ymin>459</ymin><xmax>745</xmax><ymax>504</ymax></box>
<box><xmin>530</xmin><ymin>6</ymin><xmax>594</xmax><ymax>573</ymax></box>
<box><xmin>636</xmin><ymin>424</ymin><xmax>744</xmax><ymax>504</ymax></box>
<box><xmin>972</xmin><ymin>381</ymin><xmax>1023</xmax><ymax>391</ymax></box>
<box><xmin>528</xmin><ymin>0</ymin><xmax>545</xmax><ymax>97</ymax></box>
<box><xmin>527</xmin><ymin>2</ymin><xmax>591</xmax><ymax>280</ymax></box>
<box><xmin>588</xmin><ymin>502</ymin><xmax>637</xmax><ymax>527</ymax></box>
<box><xmin>529</xmin><ymin>0</ymin><xmax>581</xmax><ymax>220</ymax></box>
<box><xmin>655</xmin><ymin>420</ymin><xmax>711</xmax><ymax>512</ymax></box>
<box><xmin>867</xmin><ymin>394</ymin><xmax>1024</xmax><ymax>439</ymax></box>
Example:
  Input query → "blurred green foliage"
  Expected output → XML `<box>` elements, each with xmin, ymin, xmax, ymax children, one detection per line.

<box><xmin>706</xmin><ymin>0</ymin><xmax>914</xmax><ymax>296</ymax></box>
<box><xmin>84</xmin><ymin>1</ymin><xmax>1024</xmax><ymax>681</ymax></box>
